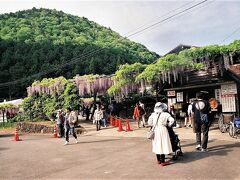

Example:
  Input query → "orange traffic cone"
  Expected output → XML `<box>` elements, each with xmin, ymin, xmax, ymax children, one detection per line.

<box><xmin>115</xmin><ymin>118</ymin><xmax>119</xmax><ymax>127</ymax></box>
<box><xmin>125</xmin><ymin>119</ymin><xmax>132</xmax><ymax>132</ymax></box>
<box><xmin>12</xmin><ymin>128</ymin><xmax>21</xmax><ymax>141</ymax></box>
<box><xmin>53</xmin><ymin>126</ymin><xmax>58</xmax><ymax>138</ymax></box>
<box><xmin>118</xmin><ymin>119</ymin><xmax>124</xmax><ymax>132</ymax></box>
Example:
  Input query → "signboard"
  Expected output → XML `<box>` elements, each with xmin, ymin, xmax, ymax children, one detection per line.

<box><xmin>221</xmin><ymin>83</ymin><xmax>237</xmax><ymax>95</ymax></box>
<box><xmin>215</xmin><ymin>89</ymin><xmax>222</xmax><ymax>103</ymax></box>
<box><xmin>221</xmin><ymin>94</ymin><xmax>236</xmax><ymax>112</ymax></box>
<box><xmin>176</xmin><ymin>92</ymin><xmax>183</xmax><ymax>102</ymax></box>
<box><xmin>167</xmin><ymin>91</ymin><xmax>176</xmax><ymax>97</ymax></box>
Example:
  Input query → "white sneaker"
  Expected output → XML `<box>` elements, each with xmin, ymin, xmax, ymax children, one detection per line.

<box><xmin>75</xmin><ymin>139</ymin><xmax>78</xmax><ymax>144</ymax></box>
<box><xmin>64</xmin><ymin>141</ymin><xmax>69</xmax><ymax>146</ymax></box>
<box><xmin>201</xmin><ymin>148</ymin><xmax>208</xmax><ymax>152</ymax></box>
<box><xmin>196</xmin><ymin>144</ymin><xmax>201</xmax><ymax>150</ymax></box>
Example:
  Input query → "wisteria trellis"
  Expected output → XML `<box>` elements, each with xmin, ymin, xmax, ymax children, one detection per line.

<box><xmin>74</xmin><ymin>74</ymin><xmax>113</xmax><ymax>96</ymax></box>
<box><xmin>27</xmin><ymin>77</ymin><xmax>67</xmax><ymax>96</ymax></box>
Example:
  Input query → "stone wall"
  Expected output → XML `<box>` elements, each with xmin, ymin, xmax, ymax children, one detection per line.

<box><xmin>16</xmin><ymin>122</ymin><xmax>85</xmax><ymax>134</ymax></box>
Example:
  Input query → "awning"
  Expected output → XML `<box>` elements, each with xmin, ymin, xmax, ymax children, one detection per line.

<box><xmin>0</xmin><ymin>99</ymin><xmax>23</xmax><ymax>106</ymax></box>
<box><xmin>227</xmin><ymin>64</ymin><xmax>240</xmax><ymax>84</ymax></box>
<box><xmin>164</xmin><ymin>81</ymin><xmax>235</xmax><ymax>91</ymax></box>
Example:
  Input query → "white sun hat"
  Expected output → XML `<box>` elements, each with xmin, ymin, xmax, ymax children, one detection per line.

<box><xmin>154</xmin><ymin>102</ymin><xmax>168</xmax><ymax>113</ymax></box>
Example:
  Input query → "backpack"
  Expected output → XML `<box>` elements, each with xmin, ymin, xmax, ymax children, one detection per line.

<box><xmin>196</xmin><ymin>102</ymin><xmax>208</xmax><ymax>124</ymax></box>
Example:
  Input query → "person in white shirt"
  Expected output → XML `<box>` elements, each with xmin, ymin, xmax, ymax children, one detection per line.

<box><xmin>186</xmin><ymin>100</ymin><xmax>194</xmax><ymax>128</ymax></box>
<box><xmin>93</xmin><ymin>104</ymin><xmax>103</xmax><ymax>131</ymax></box>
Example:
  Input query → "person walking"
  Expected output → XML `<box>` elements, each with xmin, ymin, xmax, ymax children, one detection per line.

<box><xmin>56</xmin><ymin>110</ymin><xmax>65</xmax><ymax>138</ymax></box>
<box><xmin>192</xmin><ymin>92</ymin><xmax>211</xmax><ymax>152</ymax></box>
<box><xmin>182</xmin><ymin>102</ymin><xmax>189</xmax><ymax>127</ymax></box>
<box><xmin>133</xmin><ymin>103</ymin><xmax>141</xmax><ymax>128</ymax></box>
<box><xmin>85</xmin><ymin>105</ymin><xmax>90</xmax><ymax>121</ymax></box>
<box><xmin>187</xmin><ymin>100</ymin><xmax>194</xmax><ymax>128</ymax></box>
<box><xmin>93</xmin><ymin>104</ymin><xmax>103</xmax><ymax>131</ymax></box>
<box><xmin>148</xmin><ymin>102</ymin><xmax>174</xmax><ymax>166</ymax></box>
<box><xmin>139</xmin><ymin>101</ymin><xmax>146</xmax><ymax>127</ymax></box>
<box><xmin>64</xmin><ymin>107</ymin><xmax>78</xmax><ymax>145</ymax></box>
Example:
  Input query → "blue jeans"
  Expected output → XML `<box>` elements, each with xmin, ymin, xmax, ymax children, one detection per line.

<box><xmin>65</xmin><ymin>126</ymin><xmax>77</xmax><ymax>142</ymax></box>
<box><xmin>101</xmin><ymin>118</ymin><xmax>106</xmax><ymax>127</ymax></box>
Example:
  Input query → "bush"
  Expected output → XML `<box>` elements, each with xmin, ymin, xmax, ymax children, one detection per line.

<box><xmin>0</xmin><ymin>122</ymin><xmax>15</xmax><ymax>129</ymax></box>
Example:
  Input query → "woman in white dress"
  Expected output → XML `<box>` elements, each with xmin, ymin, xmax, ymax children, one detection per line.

<box><xmin>148</xmin><ymin>102</ymin><xmax>175</xmax><ymax>166</ymax></box>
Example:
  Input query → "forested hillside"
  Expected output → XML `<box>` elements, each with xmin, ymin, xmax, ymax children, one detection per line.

<box><xmin>0</xmin><ymin>8</ymin><xmax>159</xmax><ymax>100</ymax></box>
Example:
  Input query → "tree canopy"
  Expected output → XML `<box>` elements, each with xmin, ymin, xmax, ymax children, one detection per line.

<box><xmin>0</xmin><ymin>8</ymin><xmax>159</xmax><ymax>101</ymax></box>
<box><xmin>107</xmin><ymin>63</ymin><xmax>147</xmax><ymax>96</ymax></box>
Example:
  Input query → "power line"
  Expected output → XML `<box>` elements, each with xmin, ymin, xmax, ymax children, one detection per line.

<box><xmin>129</xmin><ymin>0</ymin><xmax>215</xmax><ymax>39</ymax></box>
<box><xmin>0</xmin><ymin>0</ymin><xmax>209</xmax><ymax>88</ymax></box>
<box><xmin>123</xmin><ymin>0</ymin><xmax>197</xmax><ymax>36</ymax></box>
<box><xmin>126</xmin><ymin>0</ymin><xmax>209</xmax><ymax>38</ymax></box>
<box><xmin>220</xmin><ymin>25</ymin><xmax>240</xmax><ymax>44</ymax></box>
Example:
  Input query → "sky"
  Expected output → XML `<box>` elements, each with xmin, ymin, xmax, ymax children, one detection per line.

<box><xmin>1</xmin><ymin>0</ymin><xmax>240</xmax><ymax>55</ymax></box>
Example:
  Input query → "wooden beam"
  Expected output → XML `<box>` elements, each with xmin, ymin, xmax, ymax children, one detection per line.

<box><xmin>164</xmin><ymin>81</ymin><xmax>235</xmax><ymax>91</ymax></box>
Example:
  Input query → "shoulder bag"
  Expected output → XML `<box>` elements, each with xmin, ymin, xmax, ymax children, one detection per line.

<box><xmin>147</xmin><ymin>113</ymin><xmax>161</xmax><ymax>140</ymax></box>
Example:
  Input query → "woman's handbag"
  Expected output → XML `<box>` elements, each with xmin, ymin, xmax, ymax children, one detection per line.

<box><xmin>147</xmin><ymin>113</ymin><xmax>161</xmax><ymax>140</ymax></box>
<box><xmin>147</xmin><ymin>129</ymin><xmax>155</xmax><ymax>140</ymax></box>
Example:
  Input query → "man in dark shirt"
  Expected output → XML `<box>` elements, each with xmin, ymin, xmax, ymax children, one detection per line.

<box><xmin>192</xmin><ymin>92</ymin><xmax>211</xmax><ymax>152</ymax></box>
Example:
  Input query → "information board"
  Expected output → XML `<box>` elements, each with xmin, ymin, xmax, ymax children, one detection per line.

<box><xmin>221</xmin><ymin>94</ymin><xmax>236</xmax><ymax>112</ymax></box>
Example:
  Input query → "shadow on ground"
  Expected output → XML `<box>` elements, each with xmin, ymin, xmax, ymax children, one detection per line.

<box><xmin>175</xmin><ymin>141</ymin><xmax>240</xmax><ymax>164</ymax></box>
<box><xmin>0</xmin><ymin>147</ymin><xmax>10</xmax><ymax>151</ymax></box>
<box><xmin>0</xmin><ymin>134</ymin><xmax>13</xmax><ymax>138</ymax></box>
<box><xmin>67</xmin><ymin>138</ymin><xmax>121</xmax><ymax>145</ymax></box>
<box><xmin>181</xmin><ymin>139</ymin><xmax>215</xmax><ymax>148</ymax></box>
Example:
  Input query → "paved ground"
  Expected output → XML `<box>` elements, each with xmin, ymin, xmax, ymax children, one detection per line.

<box><xmin>0</xmin><ymin>123</ymin><xmax>240</xmax><ymax>180</ymax></box>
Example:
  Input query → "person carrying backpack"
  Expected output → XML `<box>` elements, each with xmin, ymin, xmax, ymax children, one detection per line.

<box><xmin>192</xmin><ymin>92</ymin><xmax>211</xmax><ymax>152</ymax></box>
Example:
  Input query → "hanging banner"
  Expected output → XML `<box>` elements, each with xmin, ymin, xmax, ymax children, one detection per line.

<box><xmin>168</xmin><ymin>98</ymin><xmax>176</xmax><ymax>106</ymax></box>
<box><xmin>176</xmin><ymin>92</ymin><xmax>183</xmax><ymax>102</ymax></box>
